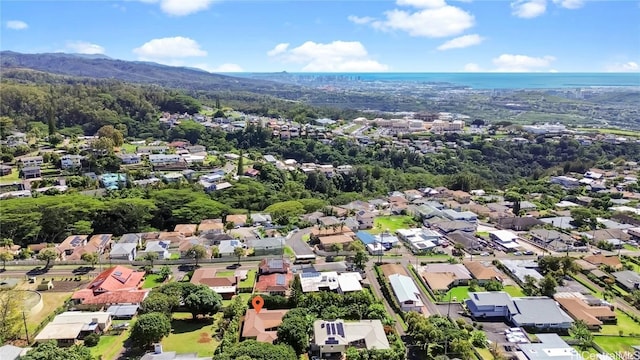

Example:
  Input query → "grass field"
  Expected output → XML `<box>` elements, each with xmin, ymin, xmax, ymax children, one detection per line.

<box><xmin>598</xmin><ymin>310</ymin><xmax>640</xmax><ymax>336</ymax></box>
<box><xmin>222</xmin><ymin>293</ymin><xmax>251</xmax><ymax>307</ymax></box>
<box><xmin>239</xmin><ymin>269</ymin><xmax>256</xmax><ymax>288</ymax></box>
<box><xmin>91</xmin><ymin>328</ymin><xmax>130</xmax><ymax>360</ymax></box>
<box><xmin>283</xmin><ymin>246</ymin><xmax>295</xmax><ymax>258</ymax></box>
<box><xmin>503</xmin><ymin>285</ymin><xmax>525</xmax><ymax>297</ymax></box>
<box><xmin>475</xmin><ymin>347</ymin><xmax>494</xmax><ymax>360</ymax></box>
<box><xmin>370</xmin><ymin>216</ymin><xmax>417</xmax><ymax>234</ymax></box>
<box><xmin>27</xmin><ymin>292</ymin><xmax>71</xmax><ymax>335</ymax></box>
<box><xmin>142</xmin><ymin>274</ymin><xmax>165</xmax><ymax>289</ymax></box>
<box><xmin>576</xmin><ymin>128</ymin><xmax>640</xmax><ymax>138</ymax></box>
<box><xmin>161</xmin><ymin>312</ymin><xmax>222</xmax><ymax>357</ymax></box>
<box><xmin>593</xmin><ymin>335</ymin><xmax>638</xmax><ymax>354</ymax></box>
<box><xmin>118</xmin><ymin>143</ymin><xmax>138</xmax><ymax>154</ymax></box>
<box><xmin>0</xmin><ymin>169</ymin><xmax>19</xmax><ymax>184</ymax></box>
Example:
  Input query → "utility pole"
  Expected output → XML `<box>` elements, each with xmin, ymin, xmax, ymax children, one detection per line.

<box><xmin>22</xmin><ymin>311</ymin><xmax>30</xmax><ymax>343</ymax></box>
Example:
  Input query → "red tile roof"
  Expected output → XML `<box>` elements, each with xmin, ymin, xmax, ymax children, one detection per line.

<box><xmin>71</xmin><ymin>266</ymin><xmax>146</xmax><ymax>305</ymax></box>
<box><xmin>254</xmin><ymin>272</ymin><xmax>293</xmax><ymax>293</ymax></box>
<box><xmin>242</xmin><ymin>308</ymin><xmax>288</xmax><ymax>343</ymax></box>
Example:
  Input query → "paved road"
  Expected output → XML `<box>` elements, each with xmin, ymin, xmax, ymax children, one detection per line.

<box><xmin>286</xmin><ymin>228</ymin><xmax>315</xmax><ymax>257</ymax></box>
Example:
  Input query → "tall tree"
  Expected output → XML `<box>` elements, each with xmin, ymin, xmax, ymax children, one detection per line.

<box><xmin>37</xmin><ymin>247</ymin><xmax>59</xmax><ymax>268</ymax></box>
<box><xmin>354</xmin><ymin>250</ymin><xmax>369</xmax><ymax>271</ymax></box>
<box><xmin>96</xmin><ymin>125</ymin><xmax>124</xmax><ymax>147</ymax></box>
<box><xmin>186</xmin><ymin>244</ymin><xmax>207</xmax><ymax>266</ymax></box>
<box><xmin>184</xmin><ymin>285</ymin><xmax>223</xmax><ymax>319</ymax></box>
<box><xmin>569</xmin><ymin>320</ymin><xmax>593</xmax><ymax>349</ymax></box>
<box><xmin>21</xmin><ymin>340</ymin><xmax>93</xmax><ymax>360</ymax></box>
<box><xmin>144</xmin><ymin>252</ymin><xmax>159</xmax><ymax>269</ymax></box>
<box><xmin>80</xmin><ymin>252</ymin><xmax>99</xmax><ymax>268</ymax></box>
<box><xmin>234</xmin><ymin>246</ymin><xmax>245</xmax><ymax>265</ymax></box>
<box><xmin>0</xmin><ymin>290</ymin><xmax>24</xmax><ymax>342</ymax></box>
<box><xmin>0</xmin><ymin>252</ymin><xmax>14</xmax><ymax>270</ymax></box>
<box><xmin>129</xmin><ymin>312</ymin><xmax>171</xmax><ymax>348</ymax></box>
<box><xmin>237</xmin><ymin>151</ymin><xmax>244</xmax><ymax>176</ymax></box>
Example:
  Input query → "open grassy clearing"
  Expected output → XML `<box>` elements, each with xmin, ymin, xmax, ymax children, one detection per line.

<box><xmin>91</xmin><ymin>328</ymin><xmax>130</xmax><ymax>360</ymax></box>
<box><xmin>118</xmin><ymin>143</ymin><xmax>138</xmax><ymax>154</ymax></box>
<box><xmin>142</xmin><ymin>274</ymin><xmax>166</xmax><ymax>289</ymax></box>
<box><xmin>576</xmin><ymin>128</ymin><xmax>640</xmax><ymax>137</ymax></box>
<box><xmin>0</xmin><ymin>169</ymin><xmax>19</xmax><ymax>184</ymax></box>
<box><xmin>215</xmin><ymin>270</ymin><xmax>235</xmax><ymax>277</ymax></box>
<box><xmin>239</xmin><ymin>269</ymin><xmax>256</xmax><ymax>288</ymax></box>
<box><xmin>161</xmin><ymin>312</ymin><xmax>223</xmax><ymax>357</ymax></box>
<box><xmin>503</xmin><ymin>285</ymin><xmax>525</xmax><ymax>297</ymax></box>
<box><xmin>593</xmin><ymin>335</ymin><xmax>638</xmax><ymax>354</ymax></box>
<box><xmin>370</xmin><ymin>216</ymin><xmax>417</xmax><ymax>234</ymax></box>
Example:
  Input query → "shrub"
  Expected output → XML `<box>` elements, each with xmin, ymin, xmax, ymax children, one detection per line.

<box><xmin>84</xmin><ymin>333</ymin><xmax>100</xmax><ymax>347</ymax></box>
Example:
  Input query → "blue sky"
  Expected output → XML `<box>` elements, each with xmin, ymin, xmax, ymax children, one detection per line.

<box><xmin>2</xmin><ymin>0</ymin><xmax>639</xmax><ymax>72</ymax></box>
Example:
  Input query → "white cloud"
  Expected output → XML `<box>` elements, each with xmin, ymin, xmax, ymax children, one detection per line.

<box><xmin>267</xmin><ymin>43</ymin><xmax>290</xmax><ymax>56</ymax></box>
<box><xmin>511</xmin><ymin>0</ymin><xmax>547</xmax><ymax>18</ymax></box>
<box><xmin>463</xmin><ymin>63</ymin><xmax>482</xmax><ymax>72</ymax></box>
<box><xmin>373</xmin><ymin>5</ymin><xmax>475</xmax><ymax>38</ymax></box>
<box><xmin>492</xmin><ymin>53</ymin><xmax>556</xmax><ymax>72</ymax></box>
<box><xmin>267</xmin><ymin>40</ymin><xmax>389</xmax><ymax>72</ymax></box>
<box><xmin>605</xmin><ymin>61</ymin><xmax>639</xmax><ymax>72</ymax></box>
<box><xmin>6</xmin><ymin>20</ymin><xmax>28</xmax><ymax>30</ymax></box>
<box><xmin>347</xmin><ymin>15</ymin><xmax>375</xmax><ymax>25</ymax></box>
<box><xmin>552</xmin><ymin>0</ymin><xmax>584</xmax><ymax>9</ymax></box>
<box><xmin>66</xmin><ymin>41</ymin><xmax>106</xmax><ymax>54</ymax></box>
<box><xmin>139</xmin><ymin>0</ymin><xmax>216</xmax><ymax>16</ymax></box>
<box><xmin>396</xmin><ymin>0</ymin><xmax>447</xmax><ymax>8</ymax></box>
<box><xmin>437</xmin><ymin>34</ymin><xmax>484</xmax><ymax>50</ymax></box>
<box><xmin>133</xmin><ymin>36</ymin><xmax>207</xmax><ymax>60</ymax></box>
<box><xmin>195</xmin><ymin>63</ymin><xmax>244</xmax><ymax>72</ymax></box>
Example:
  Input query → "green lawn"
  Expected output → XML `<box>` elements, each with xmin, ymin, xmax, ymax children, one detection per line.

<box><xmin>370</xmin><ymin>216</ymin><xmax>417</xmax><ymax>234</ymax></box>
<box><xmin>0</xmin><ymin>169</ymin><xmax>19</xmax><ymax>184</ymax></box>
<box><xmin>593</xmin><ymin>335</ymin><xmax>639</xmax><ymax>354</ymax></box>
<box><xmin>503</xmin><ymin>285</ymin><xmax>525</xmax><ymax>297</ymax></box>
<box><xmin>623</xmin><ymin>244</ymin><xmax>638</xmax><ymax>251</ymax></box>
<box><xmin>302</xmin><ymin>234</ymin><xmax>310</xmax><ymax>242</ymax></box>
<box><xmin>161</xmin><ymin>312</ymin><xmax>223</xmax><ymax>357</ymax></box>
<box><xmin>570</xmin><ymin>345</ymin><xmax>599</xmax><ymax>357</ymax></box>
<box><xmin>283</xmin><ymin>246</ymin><xmax>295</xmax><ymax>258</ymax></box>
<box><xmin>118</xmin><ymin>143</ymin><xmax>138</xmax><ymax>154</ymax></box>
<box><xmin>215</xmin><ymin>270</ymin><xmax>235</xmax><ymax>277</ymax></box>
<box><xmin>475</xmin><ymin>347</ymin><xmax>494</xmax><ymax>360</ymax></box>
<box><xmin>443</xmin><ymin>286</ymin><xmax>472</xmax><ymax>302</ymax></box>
<box><xmin>576</xmin><ymin>128</ymin><xmax>640</xmax><ymax>138</ymax></box>
<box><xmin>239</xmin><ymin>269</ymin><xmax>257</xmax><ymax>288</ymax></box>
<box><xmin>142</xmin><ymin>274</ymin><xmax>165</xmax><ymax>289</ymax></box>
<box><xmin>598</xmin><ymin>310</ymin><xmax>640</xmax><ymax>335</ymax></box>
<box><xmin>222</xmin><ymin>293</ymin><xmax>252</xmax><ymax>307</ymax></box>
<box><xmin>91</xmin><ymin>328</ymin><xmax>130</xmax><ymax>360</ymax></box>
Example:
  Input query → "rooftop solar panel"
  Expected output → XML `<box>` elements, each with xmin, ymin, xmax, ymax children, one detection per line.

<box><xmin>337</xmin><ymin>322</ymin><xmax>344</xmax><ymax>337</ymax></box>
<box><xmin>276</xmin><ymin>274</ymin><xmax>286</xmax><ymax>286</ymax></box>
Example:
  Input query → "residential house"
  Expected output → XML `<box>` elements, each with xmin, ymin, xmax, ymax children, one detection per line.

<box><xmin>259</xmin><ymin>258</ymin><xmax>291</xmax><ymax>274</ymax></box>
<box><xmin>190</xmin><ymin>268</ymin><xmax>237</xmax><ymax>299</ymax></box>
<box><xmin>498</xmin><ymin>217</ymin><xmax>543</xmax><ymax>231</ymax></box>
<box><xmin>218</xmin><ymin>239</ymin><xmax>243</xmax><ymax>257</ymax></box>
<box><xmin>0</xmin><ymin>345</ymin><xmax>30</xmax><ymax>360</ymax></box>
<box><xmin>58</xmin><ymin>235</ymin><xmax>89</xmax><ymax>257</ymax></box>
<box><xmin>174</xmin><ymin>224</ymin><xmax>198</xmax><ymax>237</ymax></box>
<box><xmin>198</xmin><ymin>219</ymin><xmax>224</xmax><ymax>234</ymax></box>
<box><xmin>71</xmin><ymin>266</ymin><xmax>147</xmax><ymax>308</ymax></box>
<box><xmin>241</xmin><ymin>308</ymin><xmax>288</xmax><ymax>343</ymax></box>
<box><xmin>356</xmin><ymin>231</ymin><xmax>400</xmax><ymax>250</ymax></box>
<box><xmin>529</xmin><ymin>229</ymin><xmax>575</xmax><ymax>252</ymax></box>
<box><xmin>148</xmin><ymin>154</ymin><xmax>182</xmax><ymax>166</ymax></box>
<box><xmin>140</xmin><ymin>346</ymin><xmax>209</xmax><ymax>360</ymax></box>
<box><xmin>355</xmin><ymin>210</ymin><xmax>375</xmax><ymax>230</ymax></box>
<box><xmin>226</xmin><ymin>214</ymin><xmax>247</xmax><ymax>227</ymax></box>
<box><xmin>442</xmin><ymin>209</ymin><xmax>478</xmax><ymax>222</ymax></box>
<box><xmin>118</xmin><ymin>154</ymin><xmax>141</xmax><ymax>165</ymax></box>
<box><xmin>312</xmin><ymin>319</ymin><xmax>390</xmax><ymax>357</ymax></box>
<box><xmin>389</xmin><ymin>274</ymin><xmax>424</xmax><ymax>313</ymax></box>
<box><xmin>518</xmin><ymin>334</ymin><xmax>583</xmax><ymax>360</ymax></box>
<box><xmin>554</xmin><ymin>292</ymin><xmax>616</xmax><ymax>330</ymax></box>
<box><xmin>187</xmin><ymin>145</ymin><xmax>206</xmax><ymax>154</ymax></box>
<box><xmin>299</xmin><ymin>271</ymin><xmax>363</xmax><ymax>293</ymax></box>
<box><xmin>0</xmin><ymin>165</ymin><xmax>12</xmax><ymax>176</ymax></box>
<box><xmin>254</xmin><ymin>272</ymin><xmax>294</xmax><ymax>296</ymax></box>
<box><xmin>106</xmin><ymin>304</ymin><xmax>139</xmax><ymax>320</ymax></box>
<box><xmin>19</xmin><ymin>156</ymin><xmax>43</xmax><ymax>167</ymax></box>
<box><xmin>501</xmin><ymin>259</ymin><xmax>544</xmax><ymax>283</ymax></box>
<box><xmin>466</xmin><ymin>292</ymin><xmax>574</xmax><ymax>330</ymax></box>
<box><xmin>157</xmin><ymin>232</ymin><xmax>185</xmax><ymax>248</ymax></box>
<box><xmin>463</xmin><ymin>261</ymin><xmax>503</xmax><ymax>284</ymax></box>
<box><xmin>489</xmin><ymin>230</ymin><xmax>521</xmax><ymax>252</ymax></box>
<box><xmin>250</xmin><ymin>213</ymin><xmax>272</xmax><ymax>226</ymax></box>
<box><xmin>612</xmin><ymin>270</ymin><xmax>640</xmax><ymax>291</ymax></box>
<box><xmin>34</xmin><ymin>311</ymin><xmax>112</xmax><ymax>346</ymax></box>
<box><xmin>140</xmin><ymin>241</ymin><xmax>170</xmax><ymax>259</ymax></box>
<box><xmin>88</xmin><ymin>234</ymin><xmax>113</xmax><ymax>254</ymax></box>
<box><xmin>580</xmin><ymin>228</ymin><xmax>630</xmax><ymax>243</ymax></box>
<box><xmin>419</xmin><ymin>263</ymin><xmax>472</xmax><ymax>291</ymax></box>
<box><xmin>397</xmin><ymin>228</ymin><xmax>442</xmax><ymax>253</ymax></box>
<box><xmin>20</xmin><ymin>166</ymin><xmax>41</xmax><ymax>179</ymax></box>
<box><xmin>446</xmin><ymin>231</ymin><xmax>484</xmax><ymax>252</ymax></box>
<box><xmin>433</xmin><ymin>220</ymin><xmax>477</xmax><ymax>234</ymax></box>
<box><xmin>61</xmin><ymin>154</ymin><xmax>83</xmax><ymax>169</ymax></box>
<box><xmin>109</xmin><ymin>243</ymin><xmax>137</xmax><ymax>261</ymax></box>
<box><xmin>583</xmin><ymin>255</ymin><xmax>623</xmax><ymax>270</ymax></box>
<box><xmin>248</xmin><ymin>237</ymin><xmax>285</xmax><ymax>256</ymax></box>
<box><xmin>137</xmin><ymin>146</ymin><xmax>169</xmax><ymax>154</ymax></box>
<box><xmin>118</xmin><ymin>233</ymin><xmax>142</xmax><ymax>247</ymax></box>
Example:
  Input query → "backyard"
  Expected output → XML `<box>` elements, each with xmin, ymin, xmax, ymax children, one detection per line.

<box><xmin>239</xmin><ymin>269</ymin><xmax>256</xmax><ymax>288</ymax></box>
<box><xmin>91</xmin><ymin>327</ymin><xmax>130</xmax><ymax>360</ymax></box>
<box><xmin>598</xmin><ymin>310</ymin><xmax>640</xmax><ymax>336</ymax></box>
<box><xmin>441</xmin><ymin>285</ymin><xmax>524</xmax><ymax>302</ymax></box>
<box><xmin>593</xmin><ymin>335</ymin><xmax>639</xmax><ymax>354</ymax></box>
<box><xmin>161</xmin><ymin>312</ymin><xmax>223</xmax><ymax>357</ymax></box>
<box><xmin>370</xmin><ymin>216</ymin><xmax>417</xmax><ymax>234</ymax></box>
<box><xmin>27</xmin><ymin>292</ymin><xmax>71</xmax><ymax>336</ymax></box>
<box><xmin>142</xmin><ymin>274</ymin><xmax>166</xmax><ymax>289</ymax></box>
<box><xmin>0</xmin><ymin>169</ymin><xmax>19</xmax><ymax>184</ymax></box>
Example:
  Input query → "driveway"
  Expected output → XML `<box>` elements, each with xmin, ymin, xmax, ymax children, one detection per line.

<box><xmin>286</xmin><ymin>228</ymin><xmax>315</xmax><ymax>257</ymax></box>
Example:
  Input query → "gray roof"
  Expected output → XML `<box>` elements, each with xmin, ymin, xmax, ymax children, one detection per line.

<box><xmin>389</xmin><ymin>274</ymin><xmax>421</xmax><ymax>303</ymax></box>
<box><xmin>119</xmin><ymin>233</ymin><xmax>141</xmax><ymax>244</ymax></box>
<box><xmin>468</xmin><ymin>291</ymin><xmax>517</xmax><ymax>313</ymax></box>
<box><xmin>518</xmin><ymin>334</ymin><xmax>581</xmax><ymax>360</ymax></box>
<box><xmin>247</xmin><ymin>237</ymin><xmax>284</xmax><ymax>250</ymax></box>
<box><xmin>512</xmin><ymin>298</ymin><xmax>573</xmax><ymax>326</ymax></box>
<box><xmin>110</xmin><ymin>243</ymin><xmax>137</xmax><ymax>255</ymax></box>
<box><xmin>612</xmin><ymin>270</ymin><xmax>640</xmax><ymax>290</ymax></box>
<box><xmin>0</xmin><ymin>345</ymin><xmax>27</xmax><ymax>360</ymax></box>
<box><xmin>106</xmin><ymin>304</ymin><xmax>139</xmax><ymax>317</ymax></box>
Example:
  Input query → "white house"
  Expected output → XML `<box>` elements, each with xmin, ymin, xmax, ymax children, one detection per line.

<box><xmin>313</xmin><ymin>319</ymin><xmax>389</xmax><ymax>357</ymax></box>
<box><xmin>149</xmin><ymin>154</ymin><xmax>182</xmax><ymax>166</ymax></box>
<box><xmin>109</xmin><ymin>243</ymin><xmax>137</xmax><ymax>261</ymax></box>
<box><xmin>389</xmin><ymin>274</ymin><xmax>423</xmax><ymax>313</ymax></box>
<box><xmin>61</xmin><ymin>155</ymin><xmax>83</xmax><ymax>169</ymax></box>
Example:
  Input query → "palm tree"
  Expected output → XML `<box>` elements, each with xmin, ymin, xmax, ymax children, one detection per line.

<box><xmin>144</xmin><ymin>252</ymin><xmax>158</xmax><ymax>269</ymax></box>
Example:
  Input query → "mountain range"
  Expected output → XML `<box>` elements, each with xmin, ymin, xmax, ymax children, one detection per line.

<box><xmin>0</xmin><ymin>51</ymin><xmax>302</xmax><ymax>96</ymax></box>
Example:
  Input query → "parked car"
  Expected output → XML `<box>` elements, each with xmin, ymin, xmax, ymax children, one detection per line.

<box><xmin>226</xmin><ymin>263</ymin><xmax>241</xmax><ymax>269</ymax></box>
<box><xmin>523</xmin><ymin>250</ymin><xmax>534</xmax><ymax>255</ymax></box>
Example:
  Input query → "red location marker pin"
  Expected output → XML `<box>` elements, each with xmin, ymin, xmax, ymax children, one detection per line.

<box><xmin>252</xmin><ymin>295</ymin><xmax>264</xmax><ymax>313</ymax></box>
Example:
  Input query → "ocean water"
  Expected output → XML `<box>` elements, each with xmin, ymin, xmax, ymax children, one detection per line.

<box><xmin>280</xmin><ymin>72</ymin><xmax>640</xmax><ymax>90</ymax></box>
